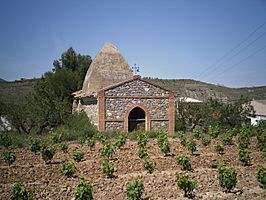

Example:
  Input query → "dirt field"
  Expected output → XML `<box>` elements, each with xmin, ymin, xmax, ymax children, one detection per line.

<box><xmin>0</xmin><ymin>137</ymin><xmax>265</xmax><ymax>199</ymax></box>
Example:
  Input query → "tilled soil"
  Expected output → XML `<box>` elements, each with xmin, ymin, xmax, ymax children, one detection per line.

<box><xmin>0</xmin><ymin>137</ymin><xmax>265</xmax><ymax>199</ymax></box>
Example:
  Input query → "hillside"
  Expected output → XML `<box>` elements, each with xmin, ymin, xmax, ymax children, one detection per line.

<box><xmin>0</xmin><ymin>79</ymin><xmax>36</xmax><ymax>103</ymax></box>
<box><xmin>1</xmin><ymin>78</ymin><xmax>266</xmax><ymax>104</ymax></box>
<box><xmin>144</xmin><ymin>78</ymin><xmax>266</xmax><ymax>102</ymax></box>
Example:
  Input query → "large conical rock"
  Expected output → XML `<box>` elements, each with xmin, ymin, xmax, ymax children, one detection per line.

<box><xmin>82</xmin><ymin>42</ymin><xmax>133</xmax><ymax>95</ymax></box>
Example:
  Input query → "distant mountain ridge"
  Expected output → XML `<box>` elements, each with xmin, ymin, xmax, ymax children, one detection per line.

<box><xmin>1</xmin><ymin>78</ymin><xmax>266</xmax><ymax>104</ymax></box>
<box><xmin>0</xmin><ymin>78</ymin><xmax>37</xmax><ymax>103</ymax></box>
<box><xmin>143</xmin><ymin>78</ymin><xmax>266</xmax><ymax>102</ymax></box>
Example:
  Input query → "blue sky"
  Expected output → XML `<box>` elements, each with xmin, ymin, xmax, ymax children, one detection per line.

<box><xmin>0</xmin><ymin>0</ymin><xmax>266</xmax><ymax>88</ymax></box>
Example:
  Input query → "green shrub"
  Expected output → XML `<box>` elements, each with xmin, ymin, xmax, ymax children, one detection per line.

<box><xmin>87</xmin><ymin>137</ymin><xmax>96</xmax><ymax>150</ymax></box>
<box><xmin>238</xmin><ymin>128</ymin><xmax>250</xmax><ymax>149</ymax></box>
<box><xmin>176</xmin><ymin>173</ymin><xmax>196</xmax><ymax>198</ymax></box>
<box><xmin>0</xmin><ymin>132</ymin><xmax>12</xmax><ymax>148</ymax></box>
<box><xmin>239</xmin><ymin>149</ymin><xmax>251</xmax><ymax>166</ymax></box>
<box><xmin>61</xmin><ymin>160</ymin><xmax>76</xmax><ymax>177</ymax></box>
<box><xmin>40</xmin><ymin>145</ymin><xmax>56</xmax><ymax>164</ymax></box>
<box><xmin>220</xmin><ymin>130</ymin><xmax>233</xmax><ymax>145</ymax></box>
<box><xmin>257</xmin><ymin>167</ymin><xmax>266</xmax><ymax>188</ymax></box>
<box><xmin>177</xmin><ymin>131</ymin><xmax>187</xmax><ymax>146</ymax></box>
<box><xmin>137</xmin><ymin>131</ymin><xmax>148</xmax><ymax>148</ymax></box>
<box><xmin>57</xmin><ymin>127</ymin><xmax>89</xmax><ymax>142</ymax></box>
<box><xmin>137</xmin><ymin>147</ymin><xmax>148</xmax><ymax>159</ymax></box>
<box><xmin>50</xmin><ymin>131</ymin><xmax>62</xmax><ymax>144</ymax></box>
<box><xmin>176</xmin><ymin>155</ymin><xmax>192</xmax><ymax>171</ymax></box>
<box><xmin>192</xmin><ymin>128</ymin><xmax>202</xmax><ymax>139</ymax></box>
<box><xmin>187</xmin><ymin>140</ymin><xmax>196</xmax><ymax>154</ymax></box>
<box><xmin>114</xmin><ymin>133</ymin><xmax>127</xmax><ymax>149</ymax></box>
<box><xmin>256</xmin><ymin>130</ymin><xmax>266</xmax><ymax>152</ymax></box>
<box><xmin>1</xmin><ymin>131</ymin><xmax>26</xmax><ymax>148</ymax></box>
<box><xmin>102</xmin><ymin>159</ymin><xmax>114</xmax><ymax>178</ymax></box>
<box><xmin>60</xmin><ymin>143</ymin><xmax>68</xmax><ymax>153</ymax></box>
<box><xmin>161</xmin><ymin>140</ymin><xmax>171</xmax><ymax>156</ymax></box>
<box><xmin>96</xmin><ymin>133</ymin><xmax>107</xmax><ymax>144</ymax></box>
<box><xmin>11</xmin><ymin>181</ymin><xmax>33</xmax><ymax>200</ymax></box>
<box><xmin>2</xmin><ymin>150</ymin><xmax>16</xmax><ymax>166</ymax></box>
<box><xmin>230</xmin><ymin>128</ymin><xmax>238</xmax><ymax>137</ymax></box>
<box><xmin>58</xmin><ymin>128</ymin><xmax>80</xmax><ymax>142</ymax></box>
<box><xmin>201</xmin><ymin>135</ymin><xmax>211</xmax><ymax>146</ymax></box>
<box><xmin>175</xmin><ymin>119</ymin><xmax>186</xmax><ymax>132</ymax></box>
<box><xmin>126</xmin><ymin>178</ymin><xmax>144</xmax><ymax>200</ymax></box>
<box><xmin>157</xmin><ymin>132</ymin><xmax>167</xmax><ymax>147</ymax></box>
<box><xmin>73</xmin><ymin>151</ymin><xmax>85</xmax><ymax>162</ymax></box>
<box><xmin>66</xmin><ymin>111</ymin><xmax>96</xmax><ymax>139</ymax></box>
<box><xmin>75</xmin><ymin>179</ymin><xmax>93</xmax><ymax>200</ymax></box>
<box><xmin>79</xmin><ymin>136</ymin><xmax>86</xmax><ymax>144</ymax></box>
<box><xmin>157</xmin><ymin>132</ymin><xmax>171</xmax><ymax>156</ymax></box>
<box><xmin>238</xmin><ymin>139</ymin><xmax>249</xmax><ymax>149</ymax></box>
<box><xmin>28</xmin><ymin>137</ymin><xmax>42</xmax><ymax>154</ymax></box>
<box><xmin>215</xmin><ymin>144</ymin><xmax>224</xmax><ymax>154</ymax></box>
<box><xmin>176</xmin><ymin>131</ymin><xmax>185</xmax><ymax>138</ymax></box>
<box><xmin>208</xmin><ymin>125</ymin><xmax>220</xmax><ymax>139</ymax></box>
<box><xmin>218</xmin><ymin>166</ymin><xmax>237</xmax><ymax>192</ymax></box>
<box><xmin>100</xmin><ymin>144</ymin><xmax>115</xmax><ymax>159</ymax></box>
<box><xmin>144</xmin><ymin>159</ymin><xmax>156</xmax><ymax>174</ymax></box>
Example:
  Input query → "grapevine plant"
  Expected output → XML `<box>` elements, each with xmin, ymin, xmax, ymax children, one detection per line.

<box><xmin>218</xmin><ymin>165</ymin><xmax>237</xmax><ymax>192</ymax></box>
<box><xmin>101</xmin><ymin>144</ymin><xmax>115</xmax><ymax>159</ymax></box>
<box><xmin>73</xmin><ymin>151</ymin><xmax>85</xmax><ymax>162</ymax></box>
<box><xmin>61</xmin><ymin>160</ymin><xmax>76</xmax><ymax>177</ymax></box>
<box><xmin>239</xmin><ymin>149</ymin><xmax>251</xmax><ymax>166</ymax></box>
<box><xmin>201</xmin><ymin>135</ymin><xmax>211</xmax><ymax>146</ymax></box>
<box><xmin>28</xmin><ymin>137</ymin><xmax>42</xmax><ymax>154</ymax></box>
<box><xmin>187</xmin><ymin>140</ymin><xmax>196</xmax><ymax>155</ymax></box>
<box><xmin>11</xmin><ymin>182</ymin><xmax>33</xmax><ymax>200</ymax></box>
<box><xmin>2</xmin><ymin>150</ymin><xmax>16</xmax><ymax>166</ymax></box>
<box><xmin>60</xmin><ymin>143</ymin><xmax>68</xmax><ymax>153</ymax></box>
<box><xmin>257</xmin><ymin>167</ymin><xmax>266</xmax><ymax>188</ymax></box>
<box><xmin>114</xmin><ymin>133</ymin><xmax>127</xmax><ymax>149</ymax></box>
<box><xmin>176</xmin><ymin>155</ymin><xmax>192</xmax><ymax>171</ymax></box>
<box><xmin>138</xmin><ymin>147</ymin><xmax>148</xmax><ymax>159</ymax></box>
<box><xmin>215</xmin><ymin>144</ymin><xmax>224</xmax><ymax>155</ymax></box>
<box><xmin>157</xmin><ymin>132</ymin><xmax>171</xmax><ymax>156</ymax></box>
<box><xmin>144</xmin><ymin>159</ymin><xmax>156</xmax><ymax>174</ymax></box>
<box><xmin>126</xmin><ymin>178</ymin><xmax>144</xmax><ymax>200</ymax></box>
<box><xmin>102</xmin><ymin>159</ymin><xmax>114</xmax><ymax>178</ymax></box>
<box><xmin>75</xmin><ymin>179</ymin><xmax>93</xmax><ymax>200</ymax></box>
<box><xmin>137</xmin><ymin>131</ymin><xmax>148</xmax><ymax>148</ymax></box>
<box><xmin>87</xmin><ymin>137</ymin><xmax>95</xmax><ymax>150</ymax></box>
<box><xmin>176</xmin><ymin>173</ymin><xmax>196</xmax><ymax>198</ymax></box>
<box><xmin>40</xmin><ymin>145</ymin><xmax>56</xmax><ymax>164</ymax></box>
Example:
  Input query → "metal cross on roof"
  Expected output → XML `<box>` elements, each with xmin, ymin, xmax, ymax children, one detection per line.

<box><xmin>132</xmin><ymin>63</ymin><xmax>140</xmax><ymax>75</ymax></box>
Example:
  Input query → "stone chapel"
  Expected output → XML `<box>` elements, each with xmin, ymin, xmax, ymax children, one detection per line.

<box><xmin>72</xmin><ymin>42</ymin><xmax>175</xmax><ymax>133</ymax></box>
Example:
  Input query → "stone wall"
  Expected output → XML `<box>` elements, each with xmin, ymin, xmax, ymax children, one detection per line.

<box><xmin>105</xmin><ymin>121</ymin><xmax>124</xmax><ymax>131</ymax></box>
<box><xmin>82</xmin><ymin>104</ymin><xmax>98</xmax><ymax>126</ymax></box>
<box><xmin>78</xmin><ymin>97</ymin><xmax>98</xmax><ymax>126</ymax></box>
<box><xmin>150</xmin><ymin>121</ymin><xmax>169</xmax><ymax>132</ymax></box>
<box><xmin>105</xmin><ymin>80</ymin><xmax>169</xmax><ymax>97</ymax></box>
<box><xmin>105</xmin><ymin>98</ymin><xmax>169</xmax><ymax>120</ymax></box>
<box><xmin>102</xmin><ymin>78</ymin><xmax>173</xmax><ymax>132</ymax></box>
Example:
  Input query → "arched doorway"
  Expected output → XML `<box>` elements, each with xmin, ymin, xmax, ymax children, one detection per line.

<box><xmin>128</xmin><ymin>107</ymin><xmax>146</xmax><ymax>132</ymax></box>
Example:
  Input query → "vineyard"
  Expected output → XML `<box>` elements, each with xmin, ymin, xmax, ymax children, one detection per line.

<box><xmin>0</xmin><ymin>129</ymin><xmax>266</xmax><ymax>200</ymax></box>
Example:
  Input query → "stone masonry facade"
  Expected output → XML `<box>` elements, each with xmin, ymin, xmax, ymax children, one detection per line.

<box><xmin>98</xmin><ymin>75</ymin><xmax>175</xmax><ymax>133</ymax></box>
